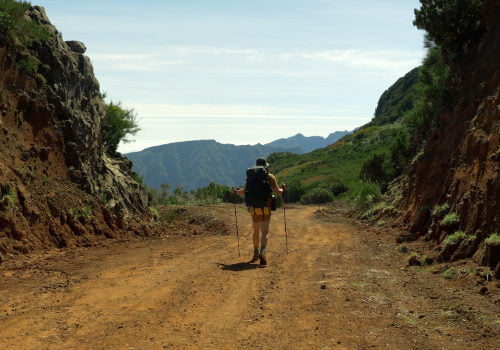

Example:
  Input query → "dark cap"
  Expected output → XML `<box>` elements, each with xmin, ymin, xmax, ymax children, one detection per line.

<box><xmin>256</xmin><ymin>157</ymin><xmax>269</xmax><ymax>167</ymax></box>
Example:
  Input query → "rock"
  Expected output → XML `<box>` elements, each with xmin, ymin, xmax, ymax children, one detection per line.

<box><xmin>400</xmin><ymin>246</ymin><xmax>409</xmax><ymax>253</ymax></box>
<box><xmin>65</xmin><ymin>40</ymin><xmax>86</xmax><ymax>54</ymax></box>
<box><xmin>408</xmin><ymin>254</ymin><xmax>422</xmax><ymax>266</ymax></box>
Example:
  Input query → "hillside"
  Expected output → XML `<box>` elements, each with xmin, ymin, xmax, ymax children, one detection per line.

<box><xmin>126</xmin><ymin>140</ymin><xmax>301</xmax><ymax>191</ymax></box>
<box><xmin>0</xmin><ymin>4</ymin><xmax>149</xmax><ymax>260</ymax></box>
<box><xmin>268</xmin><ymin>67</ymin><xmax>419</xmax><ymax>203</ymax></box>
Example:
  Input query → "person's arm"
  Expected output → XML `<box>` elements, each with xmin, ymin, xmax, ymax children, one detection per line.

<box><xmin>268</xmin><ymin>174</ymin><xmax>286</xmax><ymax>196</ymax></box>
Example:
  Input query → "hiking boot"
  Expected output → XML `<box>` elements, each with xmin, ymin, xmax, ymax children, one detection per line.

<box><xmin>259</xmin><ymin>254</ymin><xmax>267</xmax><ymax>266</ymax></box>
<box><xmin>250</xmin><ymin>248</ymin><xmax>259</xmax><ymax>263</ymax></box>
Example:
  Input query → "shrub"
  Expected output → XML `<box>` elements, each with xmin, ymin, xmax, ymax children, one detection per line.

<box><xmin>354</xmin><ymin>182</ymin><xmax>381</xmax><ymax>209</ymax></box>
<box><xmin>360</xmin><ymin>153</ymin><xmax>387</xmax><ymax>184</ymax></box>
<box><xmin>414</xmin><ymin>0</ymin><xmax>485</xmax><ymax>60</ymax></box>
<box><xmin>102</xmin><ymin>101</ymin><xmax>140</xmax><ymax>153</ymax></box>
<box><xmin>149</xmin><ymin>207</ymin><xmax>159</xmax><ymax>219</ymax></box>
<box><xmin>132</xmin><ymin>172</ymin><xmax>143</xmax><ymax>184</ymax></box>
<box><xmin>331</xmin><ymin>182</ymin><xmax>348</xmax><ymax>196</ymax></box>
<box><xmin>0</xmin><ymin>188</ymin><xmax>16</xmax><ymax>208</ymax></box>
<box><xmin>284</xmin><ymin>180</ymin><xmax>306</xmax><ymax>203</ymax></box>
<box><xmin>301</xmin><ymin>187</ymin><xmax>334</xmax><ymax>204</ymax></box>
<box><xmin>404</xmin><ymin>45</ymin><xmax>450</xmax><ymax>148</ymax></box>
<box><xmin>442</xmin><ymin>268</ymin><xmax>454</xmax><ymax>280</ymax></box>
<box><xmin>444</xmin><ymin>231</ymin><xmax>467</xmax><ymax>245</ymax></box>
<box><xmin>17</xmin><ymin>54</ymin><xmax>39</xmax><ymax>73</ymax></box>
<box><xmin>441</xmin><ymin>212</ymin><xmax>458</xmax><ymax>226</ymax></box>
<box><xmin>485</xmin><ymin>233</ymin><xmax>500</xmax><ymax>245</ymax></box>
<box><xmin>432</xmin><ymin>203</ymin><xmax>450</xmax><ymax>217</ymax></box>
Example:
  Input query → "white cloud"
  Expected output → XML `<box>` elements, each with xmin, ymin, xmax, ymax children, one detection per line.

<box><xmin>130</xmin><ymin>103</ymin><xmax>365</xmax><ymax>119</ymax></box>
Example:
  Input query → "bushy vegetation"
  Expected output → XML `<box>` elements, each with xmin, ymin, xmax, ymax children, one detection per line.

<box><xmin>444</xmin><ymin>231</ymin><xmax>467</xmax><ymax>245</ymax></box>
<box><xmin>441</xmin><ymin>212</ymin><xmax>459</xmax><ymax>227</ymax></box>
<box><xmin>301</xmin><ymin>187</ymin><xmax>334</xmax><ymax>205</ymax></box>
<box><xmin>485</xmin><ymin>233</ymin><xmax>500</xmax><ymax>245</ymax></box>
<box><xmin>0</xmin><ymin>0</ymin><xmax>51</xmax><ymax>46</ymax></box>
<box><xmin>149</xmin><ymin>182</ymin><xmax>242</xmax><ymax>206</ymax></box>
<box><xmin>432</xmin><ymin>202</ymin><xmax>450</xmax><ymax>217</ymax></box>
<box><xmin>403</xmin><ymin>44</ymin><xmax>450</xmax><ymax>149</ymax></box>
<box><xmin>102</xmin><ymin>101</ymin><xmax>140</xmax><ymax>153</ymax></box>
<box><xmin>413</xmin><ymin>0</ymin><xmax>485</xmax><ymax>60</ymax></box>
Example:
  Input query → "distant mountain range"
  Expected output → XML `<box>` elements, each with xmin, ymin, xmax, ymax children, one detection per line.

<box><xmin>125</xmin><ymin>131</ymin><xmax>351</xmax><ymax>190</ymax></box>
<box><xmin>266</xmin><ymin>131</ymin><xmax>350</xmax><ymax>153</ymax></box>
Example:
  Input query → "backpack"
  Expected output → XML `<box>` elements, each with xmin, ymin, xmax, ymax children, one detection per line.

<box><xmin>245</xmin><ymin>166</ymin><xmax>272</xmax><ymax>208</ymax></box>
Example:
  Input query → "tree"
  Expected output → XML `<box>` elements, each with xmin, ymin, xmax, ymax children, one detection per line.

<box><xmin>414</xmin><ymin>0</ymin><xmax>485</xmax><ymax>59</ymax></box>
<box><xmin>102</xmin><ymin>101</ymin><xmax>140</xmax><ymax>153</ymax></box>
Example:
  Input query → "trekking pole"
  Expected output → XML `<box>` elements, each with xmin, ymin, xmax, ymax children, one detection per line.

<box><xmin>232</xmin><ymin>187</ymin><xmax>241</xmax><ymax>257</ymax></box>
<box><xmin>282</xmin><ymin>185</ymin><xmax>288</xmax><ymax>255</ymax></box>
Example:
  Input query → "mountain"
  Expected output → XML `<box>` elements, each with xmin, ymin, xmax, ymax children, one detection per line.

<box><xmin>265</xmin><ymin>131</ymin><xmax>350</xmax><ymax>154</ymax></box>
<box><xmin>125</xmin><ymin>140</ymin><xmax>301</xmax><ymax>191</ymax></box>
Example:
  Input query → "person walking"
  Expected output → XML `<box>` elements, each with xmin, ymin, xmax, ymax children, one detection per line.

<box><xmin>232</xmin><ymin>157</ymin><xmax>285</xmax><ymax>265</ymax></box>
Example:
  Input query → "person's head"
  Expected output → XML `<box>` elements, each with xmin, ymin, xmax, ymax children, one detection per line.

<box><xmin>256</xmin><ymin>157</ymin><xmax>269</xmax><ymax>168</ymax></box>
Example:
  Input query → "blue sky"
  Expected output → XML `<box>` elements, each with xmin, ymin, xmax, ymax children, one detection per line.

<box><xmin>35</xmin><ymin>0</ymin><xmax>425</xmax><ymax>153</ymax></box>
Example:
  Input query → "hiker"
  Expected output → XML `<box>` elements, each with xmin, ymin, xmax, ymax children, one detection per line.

<box><xmin>232</xmin><ymin>157</ymin><xmax>286</xmax><ymax>265</ymax></box>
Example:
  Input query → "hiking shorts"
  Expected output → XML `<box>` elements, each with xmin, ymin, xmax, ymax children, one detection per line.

<box><xmin>249</xmin><ymin>206</ymin><xmax>271</xmax><ymax>222</ymax></box>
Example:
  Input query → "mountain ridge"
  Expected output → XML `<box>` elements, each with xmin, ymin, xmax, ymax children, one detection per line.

<box><xmin>126</xmin><ymin>131</ymin><xmax>351</xmax><ymax>190</ymax></box>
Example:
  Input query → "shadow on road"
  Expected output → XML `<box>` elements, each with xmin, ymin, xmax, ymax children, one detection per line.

<box><xmin>216</xmin><ymin>262</ymin><xmax>263</xmax><ymax>271</ymax></box>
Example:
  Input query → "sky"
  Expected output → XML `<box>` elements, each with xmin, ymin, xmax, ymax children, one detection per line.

<box><xmin>34</xmin><ymin>0</ymin><xmax>426</xmax><ymax>153</ymax></box>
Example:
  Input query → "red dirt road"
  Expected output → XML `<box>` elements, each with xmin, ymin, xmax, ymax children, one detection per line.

<box><xmin>0</xmin><ymin>205</ymin><xmax>498</xmax><ymax>349</ymax></box>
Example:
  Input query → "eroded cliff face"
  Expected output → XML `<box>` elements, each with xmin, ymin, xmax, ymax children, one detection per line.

<box><xmin>398</xmin><ymin>1</ymin><xmax>499</xmax><ymax>269</ymax></box>
<box><xmin>0</xmin><ymin>7</ymin><xmax>149</xmax><ymax>260</ymax></box>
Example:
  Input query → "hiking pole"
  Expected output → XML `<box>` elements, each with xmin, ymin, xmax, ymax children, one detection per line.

<box><xmin>232</xmin><ymin>187</ymin><xmax>241</xmax><ymax>257</ymax></box>
<box><xmin>282</xmin><ymin>185</ymin><xmax>288</xmax><ymax>255</ymax></box>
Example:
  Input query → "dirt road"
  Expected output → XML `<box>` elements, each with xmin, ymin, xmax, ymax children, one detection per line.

<box><xmin>0</xmin><ymin>205</ymin><xmax>498</xmax><ymax>349</ymax></box>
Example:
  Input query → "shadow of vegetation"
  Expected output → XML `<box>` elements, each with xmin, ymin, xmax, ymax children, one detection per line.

<box><xmin>217</xmin><ymin>262</ymin><xmax>263</xmax><ymax>271</ymax></box>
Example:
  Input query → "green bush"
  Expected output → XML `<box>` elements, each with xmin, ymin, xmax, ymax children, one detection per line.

<box><xmin>17</xmin><ymin>54</ymin><xmax>39</xmax><ymax>73</ymax></box>
<box><xmin>301</xmin><ymin>187</ymin><xmax>334</xmax><ymax>204</ymax></box>
<box><xmin>360</xmin><ymin>153</ymin><xmax>387</xmax><ymax>185</ymax></box>
<box><xmin>283</xmin><ymin>180</ymin><xmax>306</xmax><ymax>203</ymax></box>
<box><xmin>354</xmin><ymin>182</ymin><xmax>381</xmax><ymax>209</ymax></box>
<box><xmin>432</xmin><ymin>203</ymin><xmax>450</xmax><ymax>217</ymax></box>
<box><xmin>444</xmin><ymin>231</ymin><xmax>467</xmax><ymax>245</ymax></box>
<box><xmin>485</xmin><ymin>233</ymin><xmax>500</xmax><ymax>245</ymax></box>
<box><xmin>442</xmin><ymin>268</ymin><xmax>454</xmax><ymax>280</ymax></box>
<box><xmin>404</xmin><ymin>45</ymin><xmax>450</xmax><ymax>148</ymax></box>
<box><xmin>414</xmin><ymin>0</ymin><xmax>485</xmax><ymax>60</ymax></box>
<box><xmin>0</xmin><ymin>0</ymin><xmax>51</xmax><ymax>45</ymax></box>
<box><xmin>331</xmin><ymin>182</ymin><xmax>348</xmax><ymax>196</ymax></box>
<box><xmin>441</xmin><ymin>212</ymin><xmax>458</xmax><ymax>227</ymax></box>
<box><xmin>102</xmin><ymin>101</ymin><xmax>140</xmax><ymax>153</ymax></box>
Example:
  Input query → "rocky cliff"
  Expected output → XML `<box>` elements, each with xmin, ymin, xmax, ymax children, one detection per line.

<box><xmin>0</xmin><ymin>6</ymin><xmax>149</xmax><ymax>261</ymax></box>
<box><xmin>397</xmin><ymin>0</ymin><xmax>499</xmax><ymax>270</ymax></box>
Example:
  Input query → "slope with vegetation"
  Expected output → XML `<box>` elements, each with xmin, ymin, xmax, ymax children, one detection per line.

<box><xmin>268</xmin><ymin>67</ymin><xmax>420</xmax><ymax>206</ymax></box>
<box><xmin>0</xmin><ymin>1</ymin><xmax>149</xmax><ymax>260</ymax></box>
